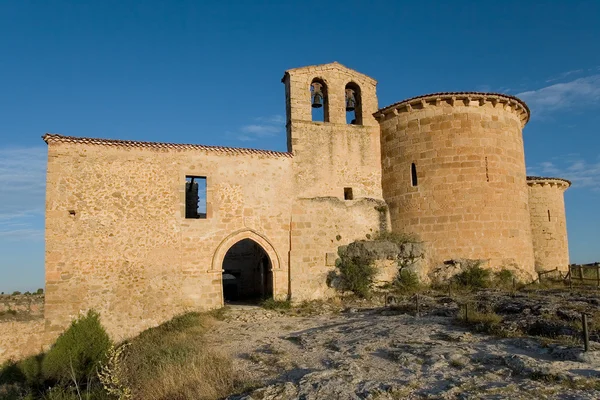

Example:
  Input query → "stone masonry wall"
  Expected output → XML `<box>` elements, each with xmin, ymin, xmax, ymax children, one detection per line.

<box><xmin>283</xmin><ymin>62</ymin><xmax>382</xmax><ymax>200</ymax></box>
<box><xmin>44</xmin><ymin>139</ymin><xmax>294</xmax><ymax>340</ymax></box>
<box><xmin>289</xmin><ymin>197</ymin><xmax>388</xmax><ymax>301</ymax></box>
<box><xmin>527</xmin><ymin>178</ymin><xmax>570</xmax><ymax>272</ymax></box>
<box><xmin>0</xmin><ymin>320</ymin><xmax>47</xmax><ymax>363</ymax></box>
<box><xmin>0</xmin><ymin>294</ymin><xmax>48</xmax><ymax>363</ymax></box>
<box><xmin>378</xmin><ymin>93</ymin><xmax>536</xmax><ymax>278</ymax></box>
<box><xmin>282</xmin><ymin>63</ymin><xmax>386</xmax><ymax>298</ymax></box>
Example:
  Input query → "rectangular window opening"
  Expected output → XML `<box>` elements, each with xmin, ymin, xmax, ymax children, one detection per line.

<box><xmin>548</xmin><ymin>209</ymin><xmax>551</xmax><ymax>222</ymax></box>
<box><xmin>185</xmin><ymin>176</ymin><xmax>207</xmax><ymax>219</ymax></box>
<box><xmin>344</xmin><ymin>187</ymin><xmax>354</xmax><ymax>200</ymax></box>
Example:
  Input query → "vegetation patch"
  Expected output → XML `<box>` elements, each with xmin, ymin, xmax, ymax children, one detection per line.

<box><xmin>0</xmin><ymin>310</ymin><xmax>112</xmax><ymax>399</ymax></box>
<box><xmin>120</xmin><ymin>311</ymin><xmax>246</xmax><ymax>400</ymax></box>
<box><xmin>335</xmin><ymin>254</ymin><xmax>377</xmax><ymax>298</ymax></box>
<box><xmin>453</xmin><ymin>263</ymin><xmax>491</xmax><ymax>289</ymax></box>
<box><xmin>456</xmin><ymin>304</ymin><xmax>503</xmax><ymax>334</ymax></box>
<box><xmin>392</xmin><ymin>269</ymin><xmax>421</xmax><ymax>293</ymax></box>
<box><xmin>261</xmin><ymin>298</ymin><xmax>292</xmax><ymax>311</ymax></box>
<box><xmin>0</xmin><ymin>309</ymin><xmax>246</xmax><ymax>400</ymax></box>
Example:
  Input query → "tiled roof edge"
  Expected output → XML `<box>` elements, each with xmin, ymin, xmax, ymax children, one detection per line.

<box><xmin>42</xmin><ymin>134</ymin><xmax>293</xmax><ymax>158</ymax></box>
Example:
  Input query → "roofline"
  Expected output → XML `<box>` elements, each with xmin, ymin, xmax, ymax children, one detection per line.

<box><xmin>42</xmin><ymin>134</ymin><xmax>293</xmax><ymax>158</ymax></box>
<box><xmin>281</xmin><ymin>61</ymin><xmax>377</xmax><ymax>85</ymax></box>
<box><xmin>526</xmin><ymin>176</ymin><xmax>571</xmax><ymax>188</ymax></box>
<box><xmin>374</xmin><ymin>92</ymin><xmax>530</xmax><ymax>125</ymax></box>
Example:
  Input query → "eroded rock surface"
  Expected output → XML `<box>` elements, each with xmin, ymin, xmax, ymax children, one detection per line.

<box><xmin>210</xmin><ymin>293</ymin><xmax>600</xmax><ymax>400</ymax></box>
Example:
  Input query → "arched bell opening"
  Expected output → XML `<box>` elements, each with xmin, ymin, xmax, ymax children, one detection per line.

<box><xmin>310</xmin><ymin>78</ymin><xmax>329</xmax><ymax>122</ymax></box>
<box><xmin>222</xmin><ymin>238</ymin><xmax>273</xmax><ymax>304</ymax></box>
<box><xmin>345</xmin><ymin>82</ymin><xmax>362</xmax><ymax>125</ymax></box>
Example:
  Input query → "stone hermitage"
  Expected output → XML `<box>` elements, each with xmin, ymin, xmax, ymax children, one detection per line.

<box><xmin>0</xmin><ymin>62</ymin><xmax>570</xmax><ymax>362</ymax></box>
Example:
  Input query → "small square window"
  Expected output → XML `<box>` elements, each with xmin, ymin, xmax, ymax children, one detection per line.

<box><xmin>344</xmin><ymin>187</ymin><xmax>354</xmax><ymax>200</ymax></box>
<box><xmin>185</xmin><ymin>176</ymin><xmax>207</xmax><ymax>219</ymax></box>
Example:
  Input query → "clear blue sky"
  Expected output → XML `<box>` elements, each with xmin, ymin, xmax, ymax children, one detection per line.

<box><xmin>1</xmin><ymin>1</ymin><xmax>599</xmax><ymax>292</ymax></box>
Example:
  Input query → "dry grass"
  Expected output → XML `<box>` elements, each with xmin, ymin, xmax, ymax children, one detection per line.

<box><xmin>121</xmin><ymin>311</ymin><xmax>248</xmax><ymax>400</ymax></box>
<box><xmin>456</xmin><ymin>304</ymin><xmax>503</xmax><ymax>334</ymax></box>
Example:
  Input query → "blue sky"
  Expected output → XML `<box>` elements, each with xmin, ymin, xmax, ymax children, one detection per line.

<box><xmin>1</xmin><ymin>1</ymin><xmax>599</xmax><ymax>292</ymax></box>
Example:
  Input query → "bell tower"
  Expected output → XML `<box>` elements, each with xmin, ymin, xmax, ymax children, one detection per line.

<box><xmin>281</xmin><ymin>62</ymin><xmax>382</xmax><ymax>200</ymax></box>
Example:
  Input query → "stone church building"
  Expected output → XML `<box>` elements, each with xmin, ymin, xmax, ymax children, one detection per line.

<box><xmin>42</xmin><ymin>62</ymin><xmax>570</xmax><ymax>338</ymax></box>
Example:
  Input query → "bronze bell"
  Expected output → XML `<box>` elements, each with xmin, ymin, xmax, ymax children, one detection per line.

<box><xmin>345</xmin><ymin>89</ymin><xmax>356</xmax><ymax>111</ymax></box>
<box><xmin>312</xmin><ymin>92</ymin><xmax>323</xmax><ymax>108</ymax></box>
<box><xmin>311</xmin><ymin>82</ymin><xmax>324</xmax><ymax>108</ymax></box>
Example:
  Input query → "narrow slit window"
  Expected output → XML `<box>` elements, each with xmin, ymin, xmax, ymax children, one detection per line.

<box><xmin>185</xmin><ymin>176</ymin><xmax>207</xmax><ymax>219</ymax></box>
<box><xmin>344</xmin><ymin>187</ymin><xmax>354</xmax><ymax>200</ymax></box>
<box><xmin>548</xmin><ymin>210</ymin><xmax>551</xmax><ymax>222</ymax></box>
<box><xmin>411</xmin><ymin>163</ymin><xmax>418</xmax><ymax>186</ymax></box>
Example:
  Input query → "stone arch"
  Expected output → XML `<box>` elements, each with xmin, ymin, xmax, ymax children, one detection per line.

<box><xmin>345</xmin><ymin>81</ymin><xmax>362</xmax><ymax>125</ymax></box>
<box><xmin>211</xmin><ymin>229</ymin><xmax>281</xmax><ymax>273</ymax></box>
<box><xmin>310</xmin><ymin>77</ymin><xmax>329</xmax><ymax>122</ymax></box>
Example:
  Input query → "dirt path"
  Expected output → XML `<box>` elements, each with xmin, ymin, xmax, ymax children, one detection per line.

<box><xmin>207</xmin><ymin>304</ymin><xmax>600</xmax><ymax>399</ymax></box>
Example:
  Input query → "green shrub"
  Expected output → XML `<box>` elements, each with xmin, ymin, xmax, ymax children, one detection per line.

<box><xmin>494</xmin><ymin>269</ymin><xmax>515</xmax><ymax>287</ymax></box>
<box><xmin>0</xmin><ymin>383</ymin><xmax>27</xmax><ymax>400</ymax></box>
<box><xmin>453</xmin><ymin>264</ymin><xmax>491</xmax><ymax>289</ymax></box>
<box><xmin>11</xmin><ymin>291</ymin><xmax>21</xmax><ymax>296</ymax></box>
<box><xmin>17</xmin><ymin>354</ymin><xmax>43</xmax><ymax>389</ymax></box>
<box><xmin>393</xmin><ymin>269</ymin><xmax>420</xmax><ymax>293</ymax></box>
<box><xmin>336</xmin><ymin>255</ymin><xmax>377</xmax><ymax>298</ymax></box>
<box><xmin>0</xmin><ymin>360</ymin><xmax>25</xmax><ymax>385</ymax></box>
<box><xmin>42</xmin><ymin>310</ymin><xmax>111</xmax><ymax>386</ymax></box>
<box><xmin>36</xmin><ymin>288</ymin><xmax>44</xmax><ymax>295</ymax></box>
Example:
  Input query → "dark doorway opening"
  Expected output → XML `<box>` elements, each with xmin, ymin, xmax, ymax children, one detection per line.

<box><xmin>222</xmin><ymin>239</ymin><xmax>273</xmax><ymax>303</ymax></box>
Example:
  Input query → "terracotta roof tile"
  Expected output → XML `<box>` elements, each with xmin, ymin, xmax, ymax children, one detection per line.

<box><xmin>42</xmin><ymin>134</ymin><xmax>293</xmax><ymax>158</ymax></box>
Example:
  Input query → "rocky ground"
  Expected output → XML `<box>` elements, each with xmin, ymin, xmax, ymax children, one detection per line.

<box><xmin>205</xmin><ymin>287</ymin><xmax>600</xmax><ymax>400</ymax></box>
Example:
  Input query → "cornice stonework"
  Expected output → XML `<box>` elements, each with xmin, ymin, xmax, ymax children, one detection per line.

<box><xmin>374</xmin><ymin>92</ymin><xmax>530</xmax><ymax>127</ymax></box>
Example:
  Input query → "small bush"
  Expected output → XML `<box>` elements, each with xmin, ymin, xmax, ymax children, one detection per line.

<box><xmin>336</xmin><ymin>255</ymin><xmax>377</xmax><ymax>298</ymax></box>
<box><xmin>453</xmin><ymin>264</ymin><xmax>491</xmax><ymax>289</ymax></box>
<box><xmin>374</xmin><ymin>231</ymin><xmax>419</xmax><ymax>245</ymax></box>
<box><xmin>11</xmin><ymin>291</ymin><xmax>21</xmax><ymax>296</ymax></box>
<box><xmin>42</xmin><ymin>310</ymin><xmax>111</xmax><ymax>386</ymax></box>
<box><xmin>494</xmin><ymin>269</ymin><xmax>515</xmax><ymax>288</ymax></box>
<box><xmin>261</xmin><ymin>298</ymin><xmax>292</xmax><ymax>310</ymax></box>
<box><xmin>0</xmin><ymin>360</ymin><xmax>26</xmax><ymax>386</ymax></box>
<box><xmin>0</xmin><ymin>383</ymin><xmax>26</xmax><ymax>400</ymax></box>
<box><xmin>36</xmin><ymin>288</ymin><xmax>44</xmax><ymax>294</ymax></box>
<box><xmin>393</xmin><ymin>269</ymin><xmax>420</xmax><ymax>293</ymax></box>
<box><xmin>17</xmin><ymin>354</ymin><xmax>43</xmax><ymax>389</ymax></box>
<box><xmin>457</xmin><ymin>304</ymin><xmax>503</xmax><ymax>334</ymax></box>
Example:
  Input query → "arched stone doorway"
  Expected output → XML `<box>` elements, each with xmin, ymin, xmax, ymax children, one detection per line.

<box><xmin>221</xmin><ymin>239</ymin><xmax>273</xmax><ymax>303</ymax></box>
